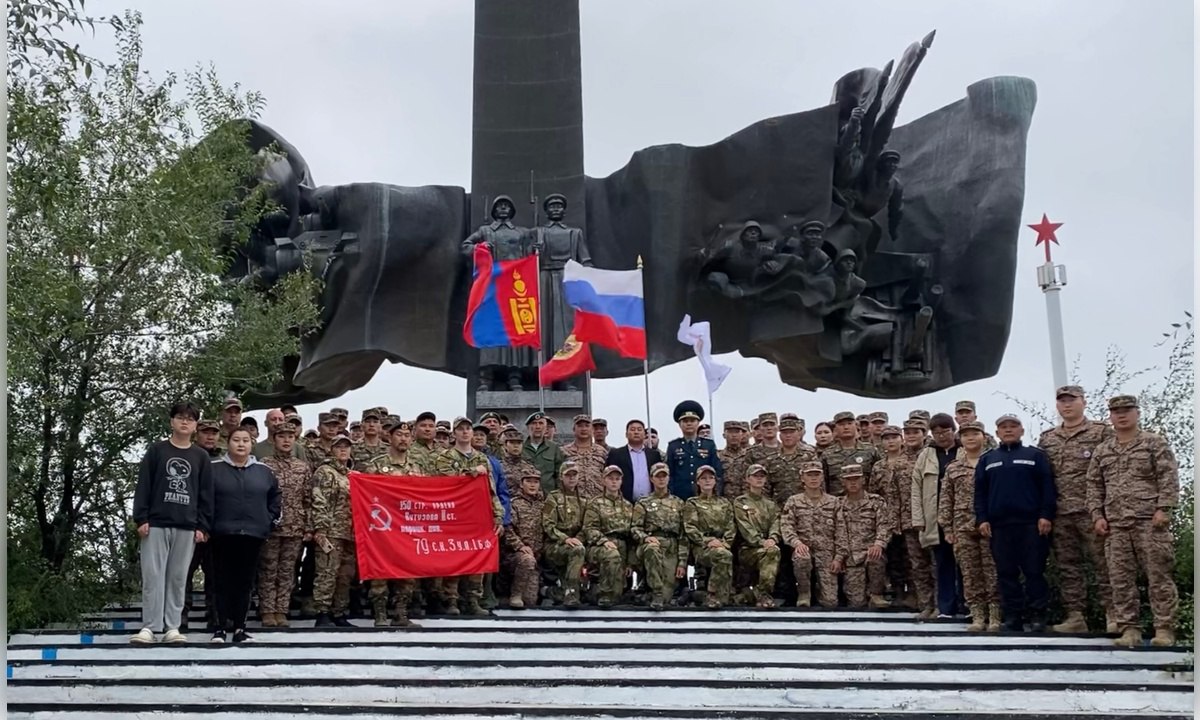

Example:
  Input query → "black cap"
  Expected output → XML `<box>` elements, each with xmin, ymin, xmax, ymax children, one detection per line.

<box><xmin>415</xmin><ymin>411</ymin><xmax>437</xmax><ymax>424</ymax></box>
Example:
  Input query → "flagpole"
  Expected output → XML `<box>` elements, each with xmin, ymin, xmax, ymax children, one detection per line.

<box><xmin>530</xmin><ymin>171</ymin><xmax>545</xmax><ymax>414</ymax></box>
<box><xmin>637</xmin><ymin>255</ymin><xmax>651</xmax><ymax>427</ymax></box>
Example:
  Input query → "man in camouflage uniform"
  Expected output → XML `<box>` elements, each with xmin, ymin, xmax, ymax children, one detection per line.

<box><xmin>765</xmin><ymin>413</ymin><xmax>818</xmax><ymax>504</ymax></box>
<box><xmin>542</xmin><ymin>461</ymin><xmax>587</xmax><ymax>607</ymax></box>
<box><xmin>311</xmin><ymin>433</ymin><xmax>357</xmax><ymax>627</ymax></box>
<box><xmin>875</xmin><ymin>421</ymin><xmax>934</xmax><ymax>612</ymax></box>
<box><xmin>305</xmin><ymin>412</ymin><xmax>341</xmax><ymax>467</ymax></box>
<box><xmin>215</xmin><ymin>396</ymin><xmax>243</xmax><ymax>452</ymax></box>
<box><xmin>780</xmin><ymin>461</ymin><xmax>841</xmax><ymax>607</ymax></box>
<box><xmin>504</xmin><ymin>468</ymin><xmax>545</xmax><ymax>609</ymax></box>
<box><xmin>939</xmin><ymin>422</ymin><xmax>999</xmax><ymax>631</ymax></box>
<box><xmin>954</xmin><ymin>400</ymin><xmax>998</xmax><ymax>450</ymax></box>
<box><xmin>329</xmin><ymin>407</ymin><xmax>350</xmax><ymax>432</ymax></box>
<box><xmin>195</xmin><ymin>418</ymin><xmax>222</xmax><ymax>458</ymax></box>
<box><xmin>1087</xmin><ymin>395</ymin><xmax>1180</xmax><ymax>648</ymax></box>
<box><xmin>257</xmin><ymin>424</ymin><xmax>312</xmax><ymax>627</ymax></box>
<box><xmin>478</xmin><ymin>411</ymin><xmax>504</xmax><ymax>456</ymax></box>
<box><xmin>632</xmin><ymin>462</ymin><xmax>687</xmax><ymax>610</ymax></box>
<box><xmin>497</xmin><ymin>424</ymin><xmax>539</xmax><ymax>497</ymax></box>
<box><xmin>361</xmin><ymin>421</ymin><xmax>427</xmax><ymax>627</ymax></box>
<box><xmin>750</xmin><ymin>418</ymin><xmax>762</xmax><ymax>445</ymax></box>
<box><xmin>592</xmin><ymin>418</ymin><xmax>610</xmax><ymax>451</ymax></box>
<box><xmin>523</xmin><ymin>412</ymin><xmax>567</xmax><ymax>495</ymax></box>
<box><xmin>433</xmin><ymin>417</ymin><xmax>506</xmax><ymax>615</ymax></box>
<box><xmin>835</xmin><ymin>464</ymin><xmax>891</xmax><ymax>609</ymax></box>
<box><xmin>352</xmin><ymin>407</ymin><xmax>389</xmax><ymax>465</ymax></box>
<box><xmin>563</xmin><ymin>414</ymin><xmax>609</xmax><ymax>499</ymax></box>
<box><xmin>409</xmin><ymin>412</ymin><xmax>444</xmax><ymax>474</ymax></box>
<box><xmin>734</xmin><ymin>464</ymin><xmax>782</xmax><ymax>607</ymax></box>
<box><xmin>1039</xmin><ymin>385</ymin><xmax>1116</xmax><ymax>634</ymax></box>
<box><xmin>866</xmin><ymin>411</ymin><xmax>889</xmax><ymax>447</ymax></box>
<box><xmin>683</xmin><ymin>465</ymin><xmax>736</xmax><ymax>609</ymax></box>
<box><xmin>743</xmin><ymin>412</ymin><xmax>781</xmax><ymax>467</ymax></box>
<box><xmin>719</xmin><ymin>420</ymin><xmax>751</xmax><ymax>500</ymax></box>
<box><xmin>582</xmin><ymin>465</ymin><xmax>634</xmax><ymax>607</ymax></box>
<box><xmin>823</xmin><ymin>411</ymin><xmax>882</xmax><ymax>496</ymax></box>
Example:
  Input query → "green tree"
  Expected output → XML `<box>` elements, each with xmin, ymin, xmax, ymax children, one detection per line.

<box><xmin>7</xmin><ymin>13</ymin><xmax>320</xmax><ymax>630</ymax></box>
<box><xmin>8</xmin><ymin>0</ymin><xmax>123</xmax><ymax>81</ymax></box>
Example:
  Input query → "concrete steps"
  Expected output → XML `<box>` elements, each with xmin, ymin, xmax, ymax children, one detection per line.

<box><xmin>7</xmin><ymin>606</ymin><xmax>1193</xmax><ymax>719</ymax></box>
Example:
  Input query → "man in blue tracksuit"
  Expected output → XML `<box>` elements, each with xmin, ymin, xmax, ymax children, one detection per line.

<box><xmin>974</xmin><ymin>414</ymin><xmax>1057</xmax><ymax>633</ymax></box>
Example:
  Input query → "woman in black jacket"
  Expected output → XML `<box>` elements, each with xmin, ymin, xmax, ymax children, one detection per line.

<box><xmin>209</xmin><ymin>427</ymin><xmax>281</xmax><ymax>643</ymax></box>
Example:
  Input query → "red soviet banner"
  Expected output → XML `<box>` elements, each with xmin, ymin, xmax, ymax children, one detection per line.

<box><xmin>348</xmin><ymin>472</ymin><xmax>500</xmax><ymax>580</ymax></box>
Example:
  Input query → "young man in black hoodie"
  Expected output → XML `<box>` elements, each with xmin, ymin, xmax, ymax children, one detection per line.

<box><xmin>975</xmin><ymin>414</ymin><xmax>1056</xmax><ymax>633</ymax></box>
<box><xmin>131</xmin><ymin>402</ymin><xmax>214</xmax><ymax>644</ymax></box>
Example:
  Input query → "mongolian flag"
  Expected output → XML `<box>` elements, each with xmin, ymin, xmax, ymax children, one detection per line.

<box><xmin>539</xmin><ymin>332</ymin><xmax>596</xmax><ymax>386</ymax></box>
<box><xmin>463</xmin><ymin>243</ymin><xmax>541</xmax><ymax>348</ymax></box>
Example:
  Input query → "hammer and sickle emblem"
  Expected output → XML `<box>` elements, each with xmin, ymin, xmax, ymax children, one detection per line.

<box><xmin>368</xmin><ymin>501</ymin><xmax>393</xmax><ymax>532</ymax></box>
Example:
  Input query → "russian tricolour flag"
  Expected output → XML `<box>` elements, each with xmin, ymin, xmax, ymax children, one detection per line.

<box><xmin>563</xmin><ymin>261</ymin><xmax>646</xmax><ymax>360</ymax></box>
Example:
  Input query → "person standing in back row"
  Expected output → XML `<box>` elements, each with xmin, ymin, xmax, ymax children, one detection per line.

<box><xmin>130</xmin><ymin>402</ymin><xmax>214</xmax><ymax>645</ymax></box>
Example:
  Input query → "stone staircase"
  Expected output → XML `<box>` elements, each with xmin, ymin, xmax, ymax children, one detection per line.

<box><xmin>6</xmin><ymin>600</ymin><xmax>1193</xmax><ymax>719</ymax></box>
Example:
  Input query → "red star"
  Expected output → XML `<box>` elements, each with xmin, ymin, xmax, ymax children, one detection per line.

<box><xmin>1028</xmin><ymin>213</ymin><xmax>1063</xmax><ymax>262</ymax></box>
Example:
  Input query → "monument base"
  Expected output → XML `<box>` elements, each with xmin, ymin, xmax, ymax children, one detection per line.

<box><xmin>470</xmin><ymin>385</ymin><xmax>590</xmax><ymax>444</ymax></box>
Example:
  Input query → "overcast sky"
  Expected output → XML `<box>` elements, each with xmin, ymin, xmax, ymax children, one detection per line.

<box><xmin>86</xmin><ymin>0</ymin><xmax>1193</xmax><ymax>437</ymax></box>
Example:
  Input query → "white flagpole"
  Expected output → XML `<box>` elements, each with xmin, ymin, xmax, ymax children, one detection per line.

<box><xmin>638</xmin><ymin>255</ymin><xmax>651</xmax><ymax>427</ymax></box>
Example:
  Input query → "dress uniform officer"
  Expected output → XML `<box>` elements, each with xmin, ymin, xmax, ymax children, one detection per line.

<box><xmin>666</xmin><ymin>400</ymin><xmax>723</xmax><ymax>500</ymax></box>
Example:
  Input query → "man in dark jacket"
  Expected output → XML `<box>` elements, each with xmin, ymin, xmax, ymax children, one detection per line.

<box><xmin>975</xmin><ymin>414</ymin><xmax>1056</xmax><ymax>633</ymax></box>
<box><xmin>606</xmin><ymin>419</ymin><xmax>663</xmax><ymax>502</ymax></box>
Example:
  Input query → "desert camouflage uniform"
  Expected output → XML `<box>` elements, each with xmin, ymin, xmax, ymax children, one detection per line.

<box><xmin>542</xmin><ymin>487</ymin><xmax>587</xmax><ymax>603</ymax></box>
<box><xmin>876</xmin><ymin>449</ymin><xmax>933</xmax><ymax>609</ymax></box>
<box><xmin>822</xmin><ymin>443</ymin><xmax>881</xmax><ymax>496</ymax></box>
<box><xmin>734</xmin><ymin>492</ymin><xmax>782</xmax><ymax>603</ymax></box>
<box><xmin>361</xmin><ymin>452</ymin><xmax>427</xmax><ymax>622</ymax></box>
<box><xmin>719</xmin><ymin>446</ymin><xmax>751</xmax><ymax>500</ymax></box>
<box><xmin>311</xmin><ymin>458</ymin><xmax>356</xmax><ymax>616</ymax></box>
<box><xmin>562</xmin><ymin>441</ymin><xmax>609</xmax><ymax>499</ymax></box>
<box><xmin>938</xmin><ymin>455</ymin><xmax>997</xmax><ymax>609</ymax></box>
<box><xmin>683</xmin><ymin>495</ymin><xmax>736</xmax><ymax>605</ymax></box>
<box><xmin>499</xmin><ymin>453</ymin><xmax>540</xmax><ymax>498</ymax></box>
<box><xmin>351</xmin><ymin>438</ymin><xmax>389</xmax><ymax>467</ymax></box>
<box><xmin>632</xmin><ymin>490</ymin><xmax>688</xmax><ymax>606</ymax></box>
<box><xmin>433</xmin><ymin>447</ymin><xmax>505</xmax><ymax>610</ymax></box>
<box><xmin>1087</xmin><ymin>429</ymin><xmax>1180</xmax><ymax>632</ymax></box>
<box><xmin>504</xmin><ymin>490</ymin><xmax>546</xmax><ymax>607</ymax></box>
<box><xmin>1039</xmin><ymin>420</ymin><xmax>1114</xmax><ymax>615</ymax></box>
<box><xmin>835</xmin><ymin>490</ymin><xmax>891</xmax><ymax>608</ymax></box>
<box><xmin>256</xmin><ymin>455</ymin><xmax>312</xmax><ymax>618</ymax></box>
<box><xmin>304</xmin><ymin>438</ymin><xmax>335</xmax><ymax>469</ymax></box>
<box><xmin>780</xmin><ymin>491</ymin><xmax>841</xmax><ymax>606</ymax></box>
<box><xmin>582</xmin><ymin>493</ymin><xmax>634</xmax><ymax>605</ymax></box>
<box><xmin>765</xmin><ymin>448</ymin><xmax>818</xmax><ymax>505</ymax></box>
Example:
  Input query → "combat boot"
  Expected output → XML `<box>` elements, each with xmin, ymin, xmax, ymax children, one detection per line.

<box><xmin>1113</xmin><ymin>627</ymin><xmax>1142</xmax><ymax>647</ymax></box>
<box><xmin>373</xmin><ymin>603</ymin><xmax>391</xmax><ymax>628</ymax></box>
<box><xmin>332</xmin><ymin>615</ymin><xmax>354</xmax><ymax>628</ymax></box>
<box><xmin>313</xmin><ymin>612</ymin><xmax>335</xmax><ymax>628</ymax></box>
<box><xmin>966</xmin><ymin>606</ymin><xmax>986</xmax><ymax>632</ymax></box>
<box><xmin>508</xmin><ymin>596</ymin><xmax>525</xmax><ymax>610</ymax></box>
<box><xmin>392</xmin><ymin>608</ymin><xmax>414</xmax><ymax>628</ymax></box>
<box><xmin>275</xmin><ymin>612</ymin><xmax>290</xmax><ymax>628</ymax></box>
<box><xmin>563</xmin><ymin>588</ymin><xmax>581</xmax><ymax>608</ymax></box>
<box><xmin>1051</xmin><ymin>611</ymin><xmax>1088</xmax><ymax>633</ymax></box>
<box><xmin>897</xmin><ymin>590</ymin><xmax>918</xmax><ymax>609</ymax></box>
<box><xmin>915</xmin><ymin>607</ymin><xmax>937</xmax><ymax>621</ymax></box>
<box><xmin>1150</xmin><ymin>628</ymin><xmax>1176</xmax><ymax>647</ymax></box>
<box><xmin>869</xmin><ymin>594</ymin><xmax>890</xmax><ymax>609</ymax></box>
<box><xmin>463</xmin><ymin>598</ymin><xmax>489</xmax><ymax>616</ymax></box>
<box><xmin>986</xmin><ymin>604</ymin><xmax>1002</xmax><ymax>632</ymax></box>
<box><xmin>260</xmin><ymin>613</ymin><xmax>278</xmax><ymax>628</ymax></box>
<box><xmin>1105</xmin><ymin>611</ymin><xmax>1119</xmax><ymax>635</ymax></box>
<box><xmin>795</xmin><ymin>591</ymin><xmax>811</xmax><ymax>608</ymax></box>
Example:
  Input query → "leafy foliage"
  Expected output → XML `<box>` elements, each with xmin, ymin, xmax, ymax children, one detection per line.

<box><xmin>8</xmin><ymin>0</ymin><xmax>123</xmax><ymax>81</ymax></box>
<box><xmin>7</xmin><ymin>13</ymin><xmax>320</xmax><ymax>631</ymax></box>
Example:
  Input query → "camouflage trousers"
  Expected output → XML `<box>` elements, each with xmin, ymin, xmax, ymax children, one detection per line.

<box><xmin>635</xmin><ymin>538</ymin><xmax>681</xmax><ymax>604</ymax></box>
<box><xmin>737</xmin><ymin>545</ymin><xmax>781</xmax><ymax>602</ymax></box>
<box><xmin>843</xmin><ymin>553</ymin><xmax>887</xmax><ymax>608</ymax></box>
<box><xmin>368</xmin><ymin>578</ymin><xmax>416</xmax><ymax>613</ymax></box>
<box><xmin>544</xmin><ymin>540</ymin><xmax>587</xmax><ymax>595</ymax></box>
<box><xmin>904</xmin><ymin>529</ymin><xmax>936</xmax><ymax>612</ymax></box>
<box><xmin>256</xmin><ymin>535</ymin><xmax>305</xmax><ymax>615</ymax></box>
<box><xmin>951</xmin><ymin>529</ymin><xmax>998</xmax><ymax>607</ymax></box>
<box><xmin>1106</xmin><ymin>523</ymin><xmax>1178</xmax><ymax>631</ymax></box>
<box><xmin>587</xmin><ymin>539</ymin><xmax>629</xmax><ymax>604</ymax></box>
<box><xmin>436</xmin><ymin>575</ymin><xmax>483</xmax><ymax>606</ymax></box>
<box><xmin>313</xmin><ymin>538</ymin><xmax>356</xmax><ymax>615</ymax></box>
<box><xmin>1052</xmin><ymin>512</ymin><xmax>1111</xmax><ymax>614</ymax></box>
<box><xmin>693</xmin><ymin>544</ymin><xmax>734</xmax><ymax>604</ymax></box>
<box><xmin>503</xmin><ymin>549</ymin><xmax>541</xmax><ymax>606</ymax></box>
<box><xmin>792</xmin><ymin>548</ymin><xmax>838</xmax><ymax>607</ymax></box>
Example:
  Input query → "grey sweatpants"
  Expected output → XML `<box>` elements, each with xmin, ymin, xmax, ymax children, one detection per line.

<box><xmin>140</xmin><ymin>527</ymin><xmax>196</xmax><ymax>632</ymax></box>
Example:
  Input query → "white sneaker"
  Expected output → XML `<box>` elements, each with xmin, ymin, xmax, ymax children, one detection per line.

<box><xmin>130</xmin><ymin>628</ymin><xmax>156</xmax><ymax>644</ymax></box>
<box><xmin>163</xmin><ymin>628</ymin><xmax>187</xmax><ymax>644</ymax></box>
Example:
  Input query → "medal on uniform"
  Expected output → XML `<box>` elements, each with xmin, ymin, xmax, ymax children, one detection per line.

<box><xmin>855</xmin><ymin>456</ymin><xmax>863</xmax><ymax>463</ymax></box>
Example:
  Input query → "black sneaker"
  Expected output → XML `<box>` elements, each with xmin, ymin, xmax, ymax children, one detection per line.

<box><xmin>332</xmin><ymin>615</ymin><xmax>354</xmax><ymax>628</ymax></box>
<box><xmin>313</xmin><ymin>612</ymin><xmax>335</xmax><ymax>628</ymax></box>
<box><xmin>210</xmin><ymin>629</ymin><xmax>226</xmax><ymax>644</ymax></box>
<box><xmin>1001</xmin><ymin>619</ymin><xmax>1025</xmax><ymax>634</ymax></box>
<box><xmin>232</xmin><ymin>628</ymin><xmax>252</xmax><ymax>644</ymax></box>
<box><xmin>1028</xmin><ymin>615</ymin><xmax>1047</xmax><ymax>633</ymax></box>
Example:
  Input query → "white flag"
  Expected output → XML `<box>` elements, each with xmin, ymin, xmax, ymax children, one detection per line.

<box><xmin>677</xmin><ymin>314</ymin><xmax>732</xmax><ymax>396</ymax></box>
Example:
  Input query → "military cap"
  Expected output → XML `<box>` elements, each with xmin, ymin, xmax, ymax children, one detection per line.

<box><xmin>384</xmin><ymin>414</ymin><xmax>402</xmax><ymax>428</ymax></box>
<box><xmin>318</xmin><ymin>412</ymin><xmax>339</xmax><ymax>425</ymax></box>
<box><xmin>958</xmin><ymin>420</ymin><xmax>986</xmax><ymax>433</ymax></box>
<box><xmin>478</xmin><ymin>411</ymin><xmax>501</xmax><ymax>423</ymax></box>
<box><xmin>525</xmin><ymin>411</ymin><xmax>546</xmax><ymax>425</ymax></box>
<box><xmin>415</xmin><ymin>411</ymin><xmax>437</xmax><ymax>424</ymax></box>
<box><xmin>436</xmin><ymin>419</ymin><xmax>452</xmax><ymax>430</ymax></box>
<box><xmin>389</xmin><ymin>420</ymin><xmax>412</xmax><ymax>433</ymax></box>
<box><xmin>330</xmin><ymin>407</ymin><xmax>349</xmax><ymax>417</ymax></box>
<box><xmin>240</xmin><ymin>416</ymin><xmax>258</xmax><ymax>429</ymax></box>
<box><xmin>695</xmin><ymin>464</ymin><xmax>717</xmax><ymax>478</ymax></box>
<box><xmin>435</xmin><ymin>425</ymin><xmax>451</xmax><ymax>436</ymax></box>
<box><xmin>869</xmin><ymin>411</ymin><xmax>888</xmax><ymax>423</ymax></box>
<box><xmin>331</xmin><ymin>432</ymin><xmax>353</xmax><ymax>446</ymax></box>
<box><xmin>284</xmin><ymin>415</ymin><xmax>302</xmax><ymax>427</ymax></box>
<box><xmin>750</xmin><ymin>418</ymin><xmax>761</xmax><ymax>430</ymax></box>
<box><xmin>903</xmin><ymin>418</ymin><xmax>928</xmax><ymax>431</ymax></box>
<box><xmin>222</xmin><ymin>396</ymin><xmax>243</xmax><ymax>410</ymax></box>
<box><xmin>498</xmin><ymin>414</ymin><xmax>509</xmax><ymax>424</ymax></box>
<box><xmin>840</xmin><ymin>463</ymin><xmax>864</xmax><ymax>478</ymax></box>
<box><xmin>1056</xmin><ymin>385</ymin><xmax>1085</xmax><ymax>398</ymax></box>
<box><xmin>452</xmin><ymin>416</ymin><xmax>473</xmax><ymax>430</ymax></box>
<box><xmin>836</xmin><ymin>248</ymin><xmax>858</xmax><ymax>263</ymax></box>
<box><xmin>362</xmin><ymin>407</ymin><xmax>381</xmax><ymax>421</ymax></box>
<box><xmin>560</xmin><ymin>460</ymin><xmax>580</xmax><ymax>475</ymax></box>
<box><xmin>500</xmin><ymin>424</ymin><xmax>522</xmax><ymax>439</ymax></box>
<box><xmin>746</xmin><ymin>463</ymin><xmax>767</xmax><ymax>476</ymax></box>
<box><xmin>545</xmin><ymin>417</ymin><xmax>557</xmax><ymax>429</ymax></box>
<box><xmin>591</xmin><ymin>418</ymin><xmax>608</xmax><ymax>427</ymax></box>
<box><xmin>473</xmin><ymin>423</ymin><xmax>489</xmax><ymax>433</ymax></box>
<box><xmin>879</xmin><ymin>148</ymin><xmax>901</xmax><ymax>161</ymax></box>
<box><xmin>758</xmin><ymin>412</ymin><xmax>778</xmax><ymax>425</ymax></box>
<box><xmin>801</xmin><ymin>461</ymin><xmax>824</xmax><ymax>474</ymax></box>
<box><xmin>698</xmin><ymin>423</ymin><xmax>711</xmax><ymax>432</ymax></box>
<box><xmin>833</xmin><ymin>411</ymin><xmax>856</xmax><ymax>424</ymax></box>
<box><xmin>955</xmin><ymin>400</ymin><xmax>976</xmax><ymax>412</ymax></box>
<box><xmin>778</xmin><ymin>413</ymin><xmax>801</xmax><ymax>430</ymax></box>
<box><xmin>737</xmin><ymin>420</ymin><xmax>751</xmax><ymax>431</ymax></box>
<box><xmin>995</xmin><ymin>414</ymin><xmax>1022</xmax><ymax>426</ymax></box>
<box><xmin>197</xmin><ymin>419</ymin><xmax>220</xmax><ymax>431</ymax></box>
<box><xmin>650</xmin><ymin>462</ymin><xmax>670</xmax><ymax>476</ymax></box>
<box><xmin>348</xmin><ymin>421</ymin><xmax>362</xmax><ymax>430</ymax></box>
<box><xmin>603</xmin><ymin>464</ymin><xmax>623</xmax><ymax>476</ymax></box>
<box><xmin>543</xmin><ymin>192</ymin><xmax>567</xmax><ymax>210</ymax></box>
<box><xmin>303</xmin><ymin>429</ymin><xmax>319</xmax><ymax>439</ymax></box>
<box><xmin>274</xmin><ymin>424</ymin><xmax>297</xmax><ymax>436</ymax></box>
<box><xmin>723</xmin><ymin>420</ymin><xmax>742</xmax><ymax>431</ymax></box>
<box><xmin>572</xmin><ymin>413</ymin><xmax>591</xmax><ymax>425</ymax></box>
<box><xmin>880</xmin><ymin>424</ymin><xmax>902</xmax><ymax>437</ymax></box>
<box><xmin>521</xmin><ymin>466</ymin><xmax>542</xmax><ymax>480</ymax></box>
<box><xmin>797</xmin><ymin>219</ymin><xmax>825</xmax><ymax>233</ymax></box>
<box><xmin>674</xmin><ymin>400</ymin><xmax>704</xmax><ymax>422</ymax></box>
<box><xmin>1108</xmin><ymin>395</ymin><xmax>1139</xmax><ymax>410</ymax></box>
<box><xmin>909</xmin><ymin>409</ymin><xmax>931</xmax><ymax>421</ymax></box>
<box><xmin>856</xmin><ymin>414</ymin><xmax>870</xmax><ymax>423</ymax></box>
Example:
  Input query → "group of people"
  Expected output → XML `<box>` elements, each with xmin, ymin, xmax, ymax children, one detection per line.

<box><xmin>130</xmin><ymin>386</ymin><xmax>1181</xmax><ymax>648</ymax></box>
